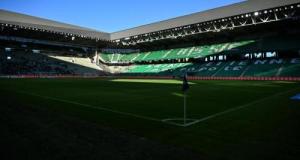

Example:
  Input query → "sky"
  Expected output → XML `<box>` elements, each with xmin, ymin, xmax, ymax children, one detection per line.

<box><xmin>0</xmin><ymin>0</ymin><xmax>244</xmax><ymax>33</ymax></box>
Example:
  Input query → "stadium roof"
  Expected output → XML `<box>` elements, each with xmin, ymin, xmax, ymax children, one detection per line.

<box><xmin>0</xmin><ymin>0</ymin><xmax>299</xmax><ymax>41</ymax></box>
<box><xmin>111</xmin><ymin>0</ymin><xmax>300</xmax><ymax>40</ymax></box>
<box><xmin>0</xmin><ymin>9</ymin><xmax>110</xmax><ymax>40</ymax></box>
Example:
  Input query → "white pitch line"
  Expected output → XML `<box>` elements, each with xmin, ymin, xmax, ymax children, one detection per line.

<box><xmin>195</xmin><ymin>87</ymin><xmax>300</xmax><ymax>123</ymax></box>
<box><xmin>162</xmin><ymin>87</ymin><xmax>300</xmax><ymax>127</ymax></box>
<box><xmin>15</xmin><ymin>90</ymin><xmax>162</xmax><ymax>123</ymax></box>
<box><xmin>12</xmin><ymin>86</ymin><xmax>300</xmax><ymax>127</ymax></box>
<box><xmin>161</xmin><ymin>118</ymin><xmax>201</xmax><ymax>127</ymax></box>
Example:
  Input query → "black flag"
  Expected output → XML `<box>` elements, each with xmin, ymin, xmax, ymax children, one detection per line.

<box><xmin>182</xmin><ymin>73</ymin><xmax>189</xmax><ymax>92</ymax></box>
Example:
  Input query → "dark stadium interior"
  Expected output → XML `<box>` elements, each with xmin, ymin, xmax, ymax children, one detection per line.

<box><xmin>1</xmin><ymin>0</ymin><xmax>300</xmax><ymax>160</ymax></box>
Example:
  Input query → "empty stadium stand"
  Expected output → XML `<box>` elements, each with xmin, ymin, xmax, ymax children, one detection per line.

<box><xmin>0</xmin><ymin>50</ymin><xmax>104</xmax><ymax>75</ymax></box>
<box><xmin>115</xmin><ymin>58</ymin><xmax>300</xmax><ymax>78</ymax></box>
<box><xmin>99</xmin><ymin>40</ymin><xmax>254</xmax><ymax>63</ymax></box>
<box><xmin>0</xmin><ymin>1</ymin><xmax>300</xmax><ymax>80</ymax></box>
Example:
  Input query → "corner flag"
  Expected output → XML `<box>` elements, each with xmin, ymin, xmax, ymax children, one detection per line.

<box><xmin>182</xmin><ymin>74</ymin><xmax>189</xmax><ymax>92</ymax></box>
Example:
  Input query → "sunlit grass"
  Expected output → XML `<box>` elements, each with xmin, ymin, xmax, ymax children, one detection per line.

<box><xmin>111</xmin><ymin>79</ymin><xmax>196</xmax><ymax>84</ymax></box>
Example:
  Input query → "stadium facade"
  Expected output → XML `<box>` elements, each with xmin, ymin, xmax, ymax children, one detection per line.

<box><xmin>0</xmin><ymin>0</ymin><xmax>300</xmax><ymax>80</ymax></box>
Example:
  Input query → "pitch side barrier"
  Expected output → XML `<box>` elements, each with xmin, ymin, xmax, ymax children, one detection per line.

<box><xmin>116</xmin><ymin>76</ymin><xmax>300</xmax><ymax>81</ymax></box>
<box><xmin>0</xmin><ymin>75</ymin><xmax>300</xmax><ymax>81</ymax></box>
<box><xmin>0</xmin><ymin>74</ymin><xmax>106</xmax><ymax>79</ymax></box>
<box><xmin>187</xmin><ymin>76</ymin><xmax>300</xmax><ymax>81</ymax></box>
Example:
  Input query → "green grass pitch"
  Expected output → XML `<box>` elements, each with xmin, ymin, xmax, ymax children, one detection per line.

<box><xmin>1</xmin><ymin>78</ymin><xmax>300</xmax><ymax>159</ymax></box>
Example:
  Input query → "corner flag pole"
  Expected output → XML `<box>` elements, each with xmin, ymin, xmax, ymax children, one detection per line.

<box><xmin>184</xmin><ymin>90</ymin><xmax>187</xmax><ymax>125</ymax></box>
<box><xmin>182</xmin><ymin>73</ymin><xmax>189</xmax><ymax>126</ymax></box>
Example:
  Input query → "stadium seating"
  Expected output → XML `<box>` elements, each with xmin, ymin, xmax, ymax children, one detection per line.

<box><xmin>97</xmin><ymin>36</ymin><xmax>300</xmax><ymax>78</ymax></box>
<box><xmin>116</xmin><ymin>58</ymin><xmax>300</xmax><ymax>77</ymax></box>
<box><xmin>48</xmin><ymin>54</ymin><xmax>103</xmax><ymax>73</ymax></box>
<box><xmin>279</xmin><ymin>61</ymin><xmax>300</xmax><ymax>77</ymax></box>
<box><xmin>0</xmin><ymin>51</ymin><xmax>67</xmax><ymax>75</ymax></box>
<box><xmin>1</xmin><ymin>37</ymin><xmax>299</xmax><ymax>78</ymax></box>
<box><xmin>127</xmin><ymin>63</ymin><xmax>190</xmax><ymax>74</ymax></box>
<box><xmin>99</xmin><ymin>40</ymin><xmax>255</xmax><ymax>63</ymax></box>
<box><xmin>0</xmin><ymin>51</ymin><xmax>103</xmax><ymax>75</ymax></box>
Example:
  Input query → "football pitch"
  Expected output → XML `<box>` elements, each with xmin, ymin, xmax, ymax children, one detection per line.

<box><xmin>1</xmin><ymin>78</ymin><xmax>300</xmax><ymax>159</ymax></box>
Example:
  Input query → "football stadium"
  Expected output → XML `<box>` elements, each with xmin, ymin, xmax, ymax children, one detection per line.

<box><xmin>1</xmin><ymin>0</ymin><xmax>300</xmax><ymax>159</ymax></box>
